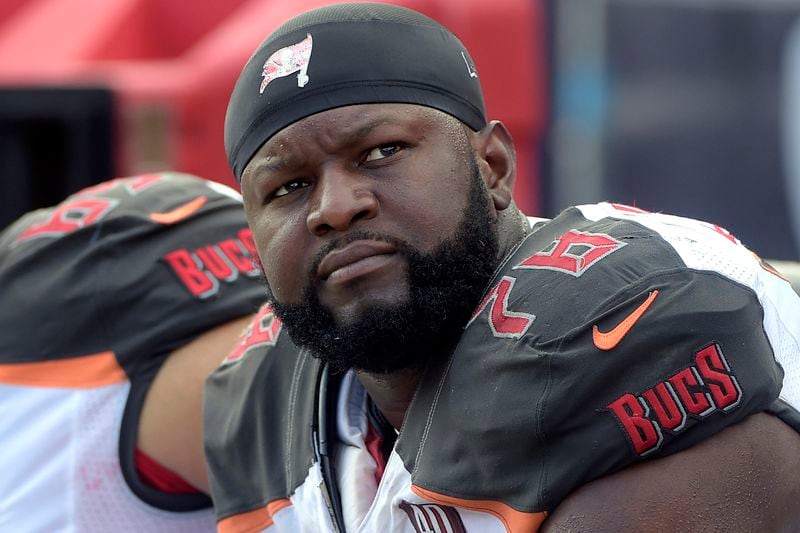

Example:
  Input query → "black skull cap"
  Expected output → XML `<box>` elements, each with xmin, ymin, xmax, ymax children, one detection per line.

<box><xmin>224</xmin><ymin>2</ymin><xmax>487</xmax><ymax>181</ymax></box>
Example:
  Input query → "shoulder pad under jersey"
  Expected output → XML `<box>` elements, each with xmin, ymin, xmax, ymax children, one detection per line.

<box><xmin>396</xmin><ymin>203</ymin><xmax>799</xmax><ymax>520</ymax></box>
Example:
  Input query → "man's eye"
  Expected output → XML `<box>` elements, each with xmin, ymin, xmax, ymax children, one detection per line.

<box><xmin>273</xmin><ymin>180</ymin><xmax>309</xmax><ymax>198</ymax></box>
<box><xmin>364</xmin><ymin>144</ymin><xmax>402</xmax><ymax>163</ymax></box>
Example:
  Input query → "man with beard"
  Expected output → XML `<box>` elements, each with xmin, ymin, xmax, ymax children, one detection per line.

<box><xmin>205</xmin><ymin>3</ymin><xmax>800</xmax><ymax>531</ymax></box>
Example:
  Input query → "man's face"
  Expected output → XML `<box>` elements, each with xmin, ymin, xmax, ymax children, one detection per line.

<box><xmin>240</xmin><ymin>103</ymin><xmax>499</xmax><ymax>372</ymax></box>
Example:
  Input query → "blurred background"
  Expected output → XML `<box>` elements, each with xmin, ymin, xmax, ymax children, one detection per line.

<box><xmin>0</xmin><ymin>0</ymin><xmax>798</xmax><ymax>261</ymax></box>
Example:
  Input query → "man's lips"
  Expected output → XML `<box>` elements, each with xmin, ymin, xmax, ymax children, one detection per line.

<box><xmin>317</xmin><ymin>240</ymin><xmax>397</xmax><ymax>282</ymax></box>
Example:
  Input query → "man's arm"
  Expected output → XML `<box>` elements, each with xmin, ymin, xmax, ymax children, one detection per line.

<box><xmin>542</xmin><ymin>412</ymin><xmax>800</xmax><ymax>531</ymax></box>
<box><xmin>137</xmin><ymin>314</ymin><xmax>253</xmax><ymax>494</ymax></box>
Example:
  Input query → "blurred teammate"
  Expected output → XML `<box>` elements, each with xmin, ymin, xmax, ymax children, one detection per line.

<box><xmin>0</xmin><ymin>172</ymin><xmax>265</xmax><ymax>532</ymax></box>
<box><xmin>206</xmin><ymin>3</ymin><xmax>800</xmax><ymax>531</ymax></box>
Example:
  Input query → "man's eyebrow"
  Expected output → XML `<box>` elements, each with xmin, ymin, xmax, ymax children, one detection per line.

<box><xmin>244</xmin><ymin>116</ymin><xmax>399</xmax><ymax>181</ymax></box>
<box><xmin>337</xmin><ymin>117</ymin><xmax>393</xmax><ymax>147</ymax></box>
<box><xmin>243</xmin><ymin>156</ymin><xmax>288</xmax><ymax>184</ymax></box>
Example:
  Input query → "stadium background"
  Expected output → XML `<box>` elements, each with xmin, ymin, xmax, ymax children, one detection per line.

<box><xmin>0</xmin><ymin>0</ymin><xmax>798</xmax><ymax>277</ymax></box>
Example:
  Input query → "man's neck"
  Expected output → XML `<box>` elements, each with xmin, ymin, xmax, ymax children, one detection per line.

<box><xmin>496</xmin><ymin>205</ymin><xmax>531</xmax><ymax>260</ymax></box>
<box><xmin>356</xmin><ymin>368</ymin><xmax>422</xmax><ymax>431</ymax></box>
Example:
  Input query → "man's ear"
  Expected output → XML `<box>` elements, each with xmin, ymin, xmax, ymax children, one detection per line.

<box><xmin>471</xmin><ymin>120</ymin><xmax>516</xmax><ymax>211</ymax></box>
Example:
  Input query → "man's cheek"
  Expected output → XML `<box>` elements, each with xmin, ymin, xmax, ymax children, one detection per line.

<box><xmin>264</xmin><ymin>256</ymin><xmax>312</xmax><ymax>305</ymax></box>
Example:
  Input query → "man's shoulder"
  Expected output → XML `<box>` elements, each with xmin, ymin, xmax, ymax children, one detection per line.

<box><xmin>204</xmin><ymin>305</ymin><xmax>321</xmax><ymax>521</ymax></box>
<box><xmin>489</xmin><ymin>202</ymin><xmax>796</xmax><ymax>339</ymax></box>
<box><xmin>396</xmin><ymin>202</ymin><xmax>798</xmax><ymax>517</ymax></box>
<box><xmin>0</xmin><ymin>173</ymin><xmax>266</xmax><ymax>369</ymax></box>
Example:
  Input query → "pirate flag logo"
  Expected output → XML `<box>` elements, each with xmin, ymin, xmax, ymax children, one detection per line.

<box><xmin>259</xmin><ymin>33</ymin><xmax>313</xmax><ymax>94</ymax></box>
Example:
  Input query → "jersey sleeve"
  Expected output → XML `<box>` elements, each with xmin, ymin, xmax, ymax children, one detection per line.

<box><xmin>0</xmin><ymin>172</ymin><xmax>267</xmax><ymax>372</ymax></box>
<box><xmin>397</xmin><ymin>206</ymin><xmax>793</xmax><ymax>518</ymax></box>
<box><xmin>203</xmin><ymin>304</ymin><xmax>321</xmax><ymax>523</ymax></box>
<box><xmin>540</xmin><ymin>270</ymin><xmax>782</xmax><ymax>508</ymax></box>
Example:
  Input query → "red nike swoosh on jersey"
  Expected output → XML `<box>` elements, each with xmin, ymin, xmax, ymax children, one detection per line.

<box><xmin>149</xmin><ymin>196</ymin><xmax>207</xmax><ymax>224</ymax></box>
<box><xmin>592</xmin><ymin>290</ymin><xmax>659</xmax><ymax>351</ymax></box>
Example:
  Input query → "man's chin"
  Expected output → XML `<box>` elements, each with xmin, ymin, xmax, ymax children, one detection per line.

<box><xmin>317</xmin><ymin>262</ymin><xmax>410</xmax><ymax>320</ymax></box>
<box><xmin>287</xmin><ymin>299</ymin><xmax>428</xmax><ymax>375</ymax></box>
<box><xmin>321</xmin><ymin>292</ymin><xmax>409</xmax><ymax>329</ymax></box>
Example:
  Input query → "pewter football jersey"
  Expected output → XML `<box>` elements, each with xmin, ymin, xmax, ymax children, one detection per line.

<box><xmin>0</xmin><ymin>173</ymin><xmax>267</xmax><ymax>532</ymax></box>
<box><xmin>205</xmin><ymin>202</ymin><xmax>800</xmax><ymax>532</ymax></box>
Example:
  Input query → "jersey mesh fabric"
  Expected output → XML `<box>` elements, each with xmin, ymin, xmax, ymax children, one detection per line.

<box><xmin>73</xmin><ymin>387</ymin><xmax>214</xmax><ymax>533</ymax></box>
<box><xmin>74</xmin><ymin>384</ymin><xmax>215</xmax><ymax>532</ymax></box>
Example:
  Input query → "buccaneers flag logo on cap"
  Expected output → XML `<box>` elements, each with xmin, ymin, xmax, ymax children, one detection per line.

<box><xmin>259</xmin><ymin>33</ymin><xmax>313</xmax><ymax>94</ymax></box>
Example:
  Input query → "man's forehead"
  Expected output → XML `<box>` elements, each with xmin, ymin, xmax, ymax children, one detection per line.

<box><xmin>279</xmin><ymin>103</ymin><xmax>444</xmax><ymax>138</ymax></box>
<box><xmin>247</xmin><ymin>103</ymin><xmax>453</xmax><ymax>166</ymax></box>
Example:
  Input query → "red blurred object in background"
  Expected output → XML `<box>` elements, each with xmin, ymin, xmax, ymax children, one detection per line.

<box><xmin>0</xmin><ymin>0</ymin><xmax>547</xmax><ymax>214</ymax></box>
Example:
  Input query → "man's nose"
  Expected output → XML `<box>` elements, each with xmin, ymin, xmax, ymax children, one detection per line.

<box><xmin>306</xmin><ymin>168</ymin><xmax>379</xmax><ymax>236</ymax></box>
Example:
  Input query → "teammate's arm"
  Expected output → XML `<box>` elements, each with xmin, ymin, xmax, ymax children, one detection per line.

<box><xmin>542</xmin><ymin>413</ymin><xmax>800</xmax><ymax>531</ymax></box>
<box><xmin>137</xmin><ymin>314</ymin><xmax>253</xmax><ymax>494</ymax></box>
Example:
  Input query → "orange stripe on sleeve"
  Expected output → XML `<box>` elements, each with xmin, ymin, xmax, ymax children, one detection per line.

<box><xmin>411</xmin><ymin>485</ymin><xmax>547</xmax><ymax>533</ymax></box>
<box><xmin>0</xmin><ymin>351</ymin><xmax>127</xmax><ymax>388</ymax></box>
<box><xmin>217</xmin><ymin>498</ymin><xmax>292</xmax><ymax>533</ymax></box>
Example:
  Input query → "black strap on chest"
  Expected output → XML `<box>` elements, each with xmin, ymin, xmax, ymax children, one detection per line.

<box><xmin>313</xmin><ymin>364</ymin><xmax>345</xmax><ymax>532</ymax></box>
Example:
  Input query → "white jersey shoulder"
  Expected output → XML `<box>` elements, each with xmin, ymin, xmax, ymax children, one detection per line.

<box><xmin>0</xmin><ymin>377</ymin><xmax>215</xmax><ymax>532</ymax></box>
<box><xmin>578</xmin><ymin>202</ymin><xmax>800</xmax><ymax>411</ymax></box>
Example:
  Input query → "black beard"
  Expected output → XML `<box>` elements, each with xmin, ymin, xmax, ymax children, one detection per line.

<box><xmin>268</xmin><ymin>160</ymin><xmax>499</xmax><ymax>374</ymax></box>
